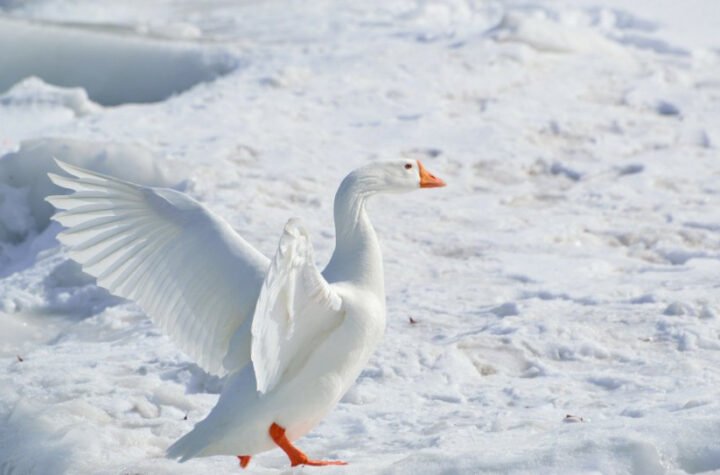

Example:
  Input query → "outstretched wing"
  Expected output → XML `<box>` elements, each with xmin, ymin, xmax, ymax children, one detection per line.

<box><xmin>251</xmin><ymin>218</ymin><xmax>343</xmax><ymax>394</ymax></box>
<box><xmin>46</xmin><ymin>160</ymin><xmax>269</xmax><ymax>375</ymax></box>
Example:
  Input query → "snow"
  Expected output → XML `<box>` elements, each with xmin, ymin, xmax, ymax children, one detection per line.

<box><xmin>1</xmin><ymin>0</ymin><xmax>720</xmax><ymax>473</ymax></box>
<box><xmin>0</xmin><ymin>17</ymin><xmax>239</xmax><ymax>106</ymax></box>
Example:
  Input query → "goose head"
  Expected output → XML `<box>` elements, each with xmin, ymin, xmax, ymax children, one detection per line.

<box><xmin>344</xmin><ymin>160</ymin><xmax>446</xmax><ymax>195</ymax></box>
<box><xmin>328</xmin><ymin>159</ymin><xmax>446</xmax><ymax>285</ymax></box>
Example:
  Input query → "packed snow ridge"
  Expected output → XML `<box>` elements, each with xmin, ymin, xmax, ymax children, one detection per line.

<box><xmin>0</xmin><ymin>18</ymin><xmax>240</xmax><ymax>105</ymax></box>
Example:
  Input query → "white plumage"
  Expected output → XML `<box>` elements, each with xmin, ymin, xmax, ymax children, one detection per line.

<box><xmin>46</xmin><ymin>158</ymin><xmax>445</xmax><ymax>468</ymax></box>
<box><xmin>47</xmin><ymin>160</ymin><xmax>268</xmax><ymax>376</ymax></box>
<box><xmin>251</xmin><ymin>219</ymin><xmax>342</xmax><ymax>395</ymax></box>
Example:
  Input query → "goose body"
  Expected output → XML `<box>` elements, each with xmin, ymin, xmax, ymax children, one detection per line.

<box><xmin>46</xmin><ymin>159</ymin><xmax>445</xmax><ymax>467</ymax></box>
<box><xmin>174</xmin><ymin>281</ymin><xmax>385</xmax><ymax>459</ymax></box>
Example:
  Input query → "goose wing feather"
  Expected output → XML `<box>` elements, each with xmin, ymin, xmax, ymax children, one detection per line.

<box><xmin>251</xmin><ymin>218</ymin><xmax>343</xmax><ymax>394</ymax></box>
<box><xmin>47</xmin><ymin>160</ymin><xmax>269</xmax><ymax>375</ymax></box>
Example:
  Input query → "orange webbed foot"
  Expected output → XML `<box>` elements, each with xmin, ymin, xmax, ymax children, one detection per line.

<box><xmin>301</xmin><ymin>459</ymin><xmax>348</xmax><ymax>467</ymax></box>
<box><xmin>269</xmin><ymin>422</ymin><xmax>348</xmax><ymax>467</ymax></box>
<box><xmin>237</xmin><ymin>455</ymin><xmax>251</xmax><ymax>468</ymax></box>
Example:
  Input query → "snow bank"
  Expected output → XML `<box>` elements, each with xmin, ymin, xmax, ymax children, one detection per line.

<box><xmin>0</xmin><ymin>77</ymin><xmax>100</xmax><ymax>117</ymax></box>
<box><xmin>0</xmin><ymin>138</ymin><xmax>180</xmax><ymax>242</ymax></box>
<box><xmin>0</xmin><ymin>18</ymin><xmax>240</xmax><ymax>106</ymax></box>
<box><xmin>0</xmin><ymin>78</ymin><xmax>103</xmax><ymax>150</ymax></box>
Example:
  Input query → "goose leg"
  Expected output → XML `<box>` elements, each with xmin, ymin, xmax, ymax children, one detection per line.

<box><xmin>237</xmin><ymin>455</ymin><xmax>251</xmax><ymax>468</ymax></box>
<box><xmin>269</xmin><ymin>423</ymin><xmax>347</xmax><ymax>467</ymax></box>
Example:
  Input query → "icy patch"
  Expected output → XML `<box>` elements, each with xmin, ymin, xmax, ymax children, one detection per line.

<box><xmin>616</xmin><ymin>34</ymin><xmax>689</xmax><ymax>56</ymax></box>
<box><xmin>663</xmin><ymin>301</ymin><xmax>695</xmax><ymax>317</ymax></box>
<box><xmin>0</xmin><ymin>18</ymin><xmax>240</xmax><ymax>106</ymax></box>
<box><xmin>0</xmin><ymin>184</ymin><xmax>32</xmax><ymax>243</ymax></box>
<box><xmin>489</xmin><ymin>302</ymin><xmax>520</xmax><ymax>317</ymax></box>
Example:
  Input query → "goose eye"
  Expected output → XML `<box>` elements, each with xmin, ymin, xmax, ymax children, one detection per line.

<box><xmin>404</xmin><ymin>163</ymin><xmax>412</xmax><ymax>170</ymax></box>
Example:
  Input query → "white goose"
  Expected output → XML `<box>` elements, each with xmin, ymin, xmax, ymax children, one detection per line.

<box><xmin>47</xmin><ymin>159</ymin><xmax>445</xmax><ymax>468</ymax></box>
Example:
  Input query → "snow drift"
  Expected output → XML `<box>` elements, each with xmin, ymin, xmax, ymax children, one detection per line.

<box><xmin>0</xmin><ymin>18</ymin><xmax>240</xmax><ymax>106</ymax></box>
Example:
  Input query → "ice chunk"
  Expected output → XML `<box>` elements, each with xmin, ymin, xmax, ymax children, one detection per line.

<box><xmin>0</xmin><ymin>18</ymin><xmax>240</xmax><ymax>106</ymax></box>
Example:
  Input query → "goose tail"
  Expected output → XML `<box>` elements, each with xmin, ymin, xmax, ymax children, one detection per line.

<box><xmin>166</xmin><ymin>424</ymin><xmax>213</xmax><ymax>462</ymax></box>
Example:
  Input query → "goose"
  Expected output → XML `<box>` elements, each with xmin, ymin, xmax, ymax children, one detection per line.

<box><xmin>46</xmin><ymin>158</ymin><xmax>446</xmax><ymax>468</ymax></box>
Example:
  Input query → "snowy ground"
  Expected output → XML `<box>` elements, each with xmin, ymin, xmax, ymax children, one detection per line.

<box><xmin>1</xmin><ymin>1</ymin><xmax>720</xmax><ymax>474</ymax></box>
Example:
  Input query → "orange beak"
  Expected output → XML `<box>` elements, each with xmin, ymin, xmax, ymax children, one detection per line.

<box><xmin>418</xmin><ymin>161</ymin><xmax>446</xmax><ymax>188</ymax></box>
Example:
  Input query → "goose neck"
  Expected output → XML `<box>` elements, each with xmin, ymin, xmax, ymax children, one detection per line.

<box><xmin>325</xmin><ymin>174</ymin><xmax>384</xmax><ymax>293</ymax></box>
